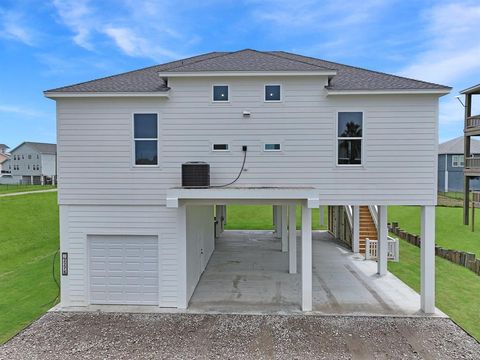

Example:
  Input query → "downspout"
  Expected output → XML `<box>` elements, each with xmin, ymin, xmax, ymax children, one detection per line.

<box><xmin>445</xmin><ymin>155</ymin><xmax>448</xmax><ymax>192</ymax></box>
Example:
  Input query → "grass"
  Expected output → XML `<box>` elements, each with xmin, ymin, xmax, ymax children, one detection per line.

<box><xmin>389</xmin><ymin>239</ymin><xmax>480</xmax><ymax>341</ymax></box>
<box><xmin>0</xmin><ymin>192</ymin><xmax>59</xmax><ymax>344</ymax></box>
<box><xmin>0</xmin><ymin>184</ymin><xmax>55</xmax><ymax>195</ymax></box>
<box><xmin>388</xmin><ymin>206</ymin><xmax>480</xmax><ymax>257</ymax></box>
<box><xmin>225</xmin><ymin>205</ymin><xmax>327</xmax><ymax>230</ymax></box>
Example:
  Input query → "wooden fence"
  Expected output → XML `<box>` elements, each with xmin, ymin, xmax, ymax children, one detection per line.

<box><xmin>389</xmin><ymin>222</ymin><xmax>480</xmax><ymax>276</ymax></box>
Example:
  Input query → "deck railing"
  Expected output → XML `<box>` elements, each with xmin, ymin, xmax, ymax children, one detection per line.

<box><xmin>466</xmin><ymin>115</ymin><xmax>480</xmax><ymax>129</ymax></box>
<box><xmin>465</xmin><ymin>157</ymin><xmax>480</xmax><ymax>170</ymax></box>
<box><xmin>365</xmin><ymin>237</ymin><xmax>399</xmax><ymax>262</ymax></box>
<box><xmin>474</xmin><ymin>192</ymin><xmax>480</xmax><ymax>205</ymax></box>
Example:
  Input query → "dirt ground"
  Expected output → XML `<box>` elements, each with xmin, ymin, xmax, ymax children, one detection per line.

<box><xmin>1</xmin><ymin>312</ymin><xmax>479</xmax><ymax>359</ymax></box>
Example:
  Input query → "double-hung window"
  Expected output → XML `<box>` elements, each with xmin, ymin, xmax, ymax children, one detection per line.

<box><xmin>133</xmin><ymin>113</ymin><xmax>158</xmax><ymax>166</ymax></box>
<box><xmin>337</xmin><ymin>112</ymin><xmax>363</xmax><ymax>165</ymax></box>
<box><xmin>452</xmin><ymin>155</ymin><xmax>464</xmax><ymax>167</ymax></box>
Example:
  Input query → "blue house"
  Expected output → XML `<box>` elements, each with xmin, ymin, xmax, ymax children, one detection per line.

<box><xmin>438</xmin><ymin>136</ymin><xmax>480</xmax><ymax>192</ymax></box>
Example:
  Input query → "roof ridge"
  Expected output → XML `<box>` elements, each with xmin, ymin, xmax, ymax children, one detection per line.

<box><xmin>264</xmin><ymin>50</ymin><xmax>335</xmax><ymax>71</ymax></box>
<box><xmin>270</xmin><ymin>51</ymin><xmax>451</xmax><ymax>89</ymax></box>
<box><xmin>45</xmin><ymin>52</ymin><xmax>224</xmax><ymax>93</ymax></box>
<box><xmin>158</xmin><ymin>50</ymin><xmax>236</xmax><ymax>72</ymax></box>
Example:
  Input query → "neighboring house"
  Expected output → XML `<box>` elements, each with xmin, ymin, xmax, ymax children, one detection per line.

<box><xmin>438</xmin><ymin>136</ymin><xmax>480</xmax><ymax>192</ymax></box>
<box><xmin>462</xmin><ymin>84</ymin><xmax>480</xmax><ymax>224</ymax></box>
<box><xmin>5</xmin><ymin>142</ymin><xmax>57</xmax><ymax>185</ymax></box>
<box><xmin>44</xmin><ymin>49</ymin><xmax>450</xmax><ymax>313</ymax></box>
<box><xmin>0</xmin><ymin>144</ymin><xmax>10</xmax><ymax>173</ymax></box>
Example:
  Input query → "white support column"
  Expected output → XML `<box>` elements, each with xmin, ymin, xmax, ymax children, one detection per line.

<box><xmin>421</xmin><ymin>205</ymin><xmax>436</xmax><ymax>314</ymax></box>
<box><xmin>319</xmin><ymin>206</ymin><xmax>324</xmax><ymax>227</ymax></box>
<box><xmin>281</xmin><ymin>205</ymin><xmax>288</xmax><ymax>252</ymax></box>
<box><xmin>301</xmin><ymin>204</ymin><xmax>312</xmax><ymax>311</ymax></box>
<box><xmin>177</xmin><ymin>205</ymin><xmax>188</xmax><ymax>309</ymax></box>
<box><xmin>289</xmin><ymin>205</ymin><xmax>297</xmax><ymax>274</ymax></box>
<box><xmin>352</xmin><ymin>205</ymin><xmax>360</xmax><ymax>253</ymax></box>
<box><xmin>377</xmin><ymin>205</ymin><xmax>388</xmax><ymax>276</ymax></box>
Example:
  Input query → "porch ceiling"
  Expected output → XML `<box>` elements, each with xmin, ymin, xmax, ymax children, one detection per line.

<box><xmin>166</xmin><ymin>186</ymin><xmax>320</xmax><ymax>208</ymax></box>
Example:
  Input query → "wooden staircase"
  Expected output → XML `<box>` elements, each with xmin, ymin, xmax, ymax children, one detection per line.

<box><xmin>359</xmin><ymin>206</ymin><xmax>378</xmax><ymax>254</ymax></box>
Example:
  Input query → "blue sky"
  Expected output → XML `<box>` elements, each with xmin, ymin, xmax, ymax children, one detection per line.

<box><xmin>1</xmin><ymin>0</ymin><xmax>479</xmax><ymax>148</ymax></box>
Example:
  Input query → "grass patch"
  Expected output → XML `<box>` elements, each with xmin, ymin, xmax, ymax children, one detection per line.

<box><xmin>0</xmin><ymin>184</ymin><xmax>55</xmax><ymax>194</ymax></box>
<box><xmin>389</xmin><ymin>239</ymin><xmax>480</xmax><ymax>341</ymax></box>
<box><xmin>225</xmin><ymin>205</ymin><xmax>327</xmax><ymax>230</ymax></box>
<box><xmin>388</xmin><ymin>206</ymin><xmax>480</xmax><ymax>257</ymax></box>
<box><xmin>0</xmin><ymin>192</ymin><xmax>59</xmax><ymax>344</ymax></box>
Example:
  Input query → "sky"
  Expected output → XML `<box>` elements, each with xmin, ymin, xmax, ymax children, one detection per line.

<box><xmin>1</xmin><ymin>0</ymin><xmax>480</xmax><ymax>148</ymax></box>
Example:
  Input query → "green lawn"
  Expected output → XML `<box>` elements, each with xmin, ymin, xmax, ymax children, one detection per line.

<box><xmin>389</xmin><ymin>239</ymin><xmax>480</xmax><ymax>341</ymax></box>
<box><xmin>0</xmin><ymin>184</ymin><xmax>55</xmax><ymax>194</ymax></box>
<box><xmin>388</xmin><ymin>206</ymin><xmax>480</xmax><ymax>257</ymax></box>
<box><xmin>225</xmin><ymin>205</ymin><xmax>327</xmax><ymax>230</ymax></box>
<box><xmin>0</xmin><ymin>192</ymin><xmax>59</xmax><ymax>344</ymax></box>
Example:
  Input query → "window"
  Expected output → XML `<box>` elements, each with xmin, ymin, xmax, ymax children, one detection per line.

<box><xmin>22</xmin><ymin>155</ymin><xmax>24</xmax><ymax>159</ymax></box>
<box><xmin>337</xmin><ymin>112</ymin><xmax>363</xmax><ymax>165</ymax></box>
<box><xmin>28</xmin><ymin>154</ymin><xmax>31</xmax><ymax>159</ymax></box>
<box><xmin>213</xmin><ymin>85</ymin><xmax>229</xmax><ymax>102</ymax></box>
<box><xmin>452</xmin><ymin>155</ymin><xmax>464</xmax><ymax>167</ymax></box>
<box><xmin>28</xmin><ymin>165</ymin><xmax>30</xmax><ymax>170</ymax></box>
<box><xmin>212</xmin><ymin>144</ymin><xmax>229</xmax><ymax>151</ymax></box>
<box><xmin>265</xmin><ymin>85</ymin><xmax>281</xmax><ymax>101</ymax></box>
<box><xmin>133</xmin><ymin>113</ymin><xmax>158</xmax><ymax>166</ymax></box>
<box><xmin>264</xmin><ymin>143</ymin><xmax>281</xmax><ymax>151</ymax></box>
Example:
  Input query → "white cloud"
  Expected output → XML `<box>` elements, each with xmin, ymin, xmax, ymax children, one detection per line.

<box><xmin>399</xmin><ymin>1</ymin><xmax>480</xmax><ymax>85</ymax></box>
<box><xmin>0</xmin><ymin>105</ymin><xmax>44</xmax><ymax>117</ymax></box>
<box><xmin>102</xmin><ymin>26</ymin><xmax>182</xmax><ymax>60</ymax></box>
<box><xmin>0</xmin><ymin>10</ymin><xmax>34</xmax><ymax>45</ymax></box>
<box><xmin>51</xmin><ymin>0</ymin><xmax>94</xmax><ymax>49</ymax></box>
<box><xmin>50</xmin><ymin>0</ymin><xmax>189</xmax><ymax>61</ymax></box>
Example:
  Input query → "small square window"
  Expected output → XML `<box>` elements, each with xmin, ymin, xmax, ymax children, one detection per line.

<box><xmin>264</xmin><ymin>143</ymin><xmax>281</xmax><ymax>151</ymax></box>
<box><xmin>212</xmin><ymin>144</ymin><xmax>229</xmax><ymax>151</ymax></box>
<box><xmin>213</xmin><ymin>85</ymin><xmax>229</xmax><ymax>101</ymax></box>
<box><xmin>265</xmin><ymin>85</ymin><xmax>281</xmax><ymax>101</ymax></box>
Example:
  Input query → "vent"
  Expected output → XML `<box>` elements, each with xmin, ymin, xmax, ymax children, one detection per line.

<box><xmin>182</xmin><ymin>162</ymin><xmax>210</xmax><ymax>188</ymax></box>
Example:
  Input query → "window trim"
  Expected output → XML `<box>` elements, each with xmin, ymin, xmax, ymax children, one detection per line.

<box><xmin>131</xmin><ymin>112</ymin><xmax>160</xmax><ymax>168</ymax></box>
<box><xmin>335</xmin><ymin>111</ymin><xmax>365</xmax><ymax>167</ymax></box>
<box><xmin>212</xmin><ymin>84</ymin><xmax>230</xmax><ymax>103</ymax></box>
<box><xmin>452</xmin><ymin>155</ymin><xmax>464</xmax><ymax>168</ymax></box>
<box><xmin>263</xmin><ymin>143</ymin><xmax>282</xmax><ymax>152</ymax></box>
<box><xmin>264</xmin><ymin>84</ymin><xmax>282</xmax><ymax>102</ymax></box>
<box><xmin>212</xmin><ymin>143</ymin><xmax>230</xmax><ymax>152</ymax></box>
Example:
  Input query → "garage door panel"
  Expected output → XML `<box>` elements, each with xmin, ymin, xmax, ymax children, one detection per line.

<box><xmin>89</xmin><ymin>235</ymin><xmax>159</xmax><ymax>305</ymax></box>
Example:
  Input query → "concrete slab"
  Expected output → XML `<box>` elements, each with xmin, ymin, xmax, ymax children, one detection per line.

<box><xmin>189</xmin><ymin>230</ymin><xmax>445</xmax><ymax>317</ymax></box>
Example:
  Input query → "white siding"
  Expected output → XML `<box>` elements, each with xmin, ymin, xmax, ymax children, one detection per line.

<box><xmin>59</xmin><ymin>205</ymin><xmax>178</xmax><ymax>307</ymax></box>
<box><xmin>41</xmin><ymin>154</ymin><xmax>56</xmax><ymax>176</ymax></box>
<box><xmin>56</xmin><ymin>76</ymin><xmax>439</xmax><ymax>206</ymax></box>
<box><xmin>186</xmin><ymin>205</ymin><xmax>215</xmax><ymax>302</ymax></box>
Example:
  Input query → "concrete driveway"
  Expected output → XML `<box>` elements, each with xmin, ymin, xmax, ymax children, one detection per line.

<box><xmin>1</xmin><ymin>312</ymin><xmax>478</xmax><ymax>359</ymax></box>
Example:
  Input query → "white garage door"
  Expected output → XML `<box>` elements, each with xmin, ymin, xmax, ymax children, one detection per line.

<box><xmin>89</xmin><ymin>235</ymin><xmax>159</xmax><ymax>305</ymax></box>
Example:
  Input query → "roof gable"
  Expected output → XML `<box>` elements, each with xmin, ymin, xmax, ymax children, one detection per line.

<box><xmin>439</xmin><ymin>136</ymin><xmax>480</xmax><ymax>154</ymax></box>
<box><xmin>10</xmin><ymin>142</ymin><xmax>57</xmax><ymax>155</ymax></box>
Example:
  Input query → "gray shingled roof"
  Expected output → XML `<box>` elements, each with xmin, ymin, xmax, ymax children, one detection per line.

<box><xmin>10</xmin><ymin>142</ymin><xmax>57</xmax><ymax>155</ymax></box>
<box><xmin>439</xmin><ymin>136</ymin><xmax>480</xmax><ymax>154</ymax></box>
<box><xmin>46</xmin><ymin>49</ymin><xmax>451</xmax><ymax>93</ymax></box>
<box><xmin>0</xmin><ymin>144</ymin><xmax>9</xmax><ymax>149</ymax></box>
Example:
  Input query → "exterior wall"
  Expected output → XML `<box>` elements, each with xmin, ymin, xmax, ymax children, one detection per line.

<box><xmin>55</xmin><ymin>75</ymin><xmax>442</xmax><ymax>308</ymax></box>
<box><xmin>186</xmin><ymin>205</ymin><xmax>214</xmax><ymax>302</ymax></box>
<box><xmin>59</xmin><ymin>205</ymin><xmax>178</xmax><ymax>308</ymax></box>
<box><xmin>41</xmin><ymin>154</ymin><xmax>57</xmax><ymax>176</ymax></box>
<box><xmin>56</xmin><ymin>76</ymin><xmax>439</xmax><ymax>207</ymax></box>
<box><xmin>438</xmin><ymin>153</ymin><xmax>480</xmax><ymax>192</ymax></box>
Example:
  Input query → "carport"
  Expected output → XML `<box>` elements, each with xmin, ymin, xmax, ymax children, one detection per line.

<box><xmin>166</xmin><ymin>186</ymin><xmax>319</xmax><ymax>311</ymax></box>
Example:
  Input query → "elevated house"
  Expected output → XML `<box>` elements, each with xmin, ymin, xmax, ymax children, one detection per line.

<box><xmin>0</xmin><ymin>144</ymin><xmax>10</xmax><ymax>173</ymax></box>
<box><xmin>2</xmin><ymin>142</ymin><xmax>57</xmax><ymax>185</ymax></box>
<box><xmin>44</xmin><ymin>49</ymin><xmax>450</xmax><ymax>314</ymax></box>
<box><xmin>462</xmin><ymin>84</ymin><xmax>480</xmax><ymax>224</ymax></box>
<box><xmin>438</xmin><ymin>136</ymin><xmax>480</xmax><ymax>192</ymax></box>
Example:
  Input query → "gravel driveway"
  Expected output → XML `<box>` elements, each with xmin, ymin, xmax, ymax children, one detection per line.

<box><xmin>1</xmin><ymin>312</ymin><xmax>478</xmax><ymax>359</ymax></box>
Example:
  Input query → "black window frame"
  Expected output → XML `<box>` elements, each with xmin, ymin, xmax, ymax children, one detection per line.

<box><xmin>133</xmin><ymin>113</ymin><xmax>159</xmax><ymax>166</ymax></box>
<box><xmin>337</xmin><ymin>112</ymin><xmax>363</xmax><ymax>166</ymax></box>
<box><xmin>212</xmin><ymin>85</ymin><xmax>229</xmax><ymax>102</ymax></box>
